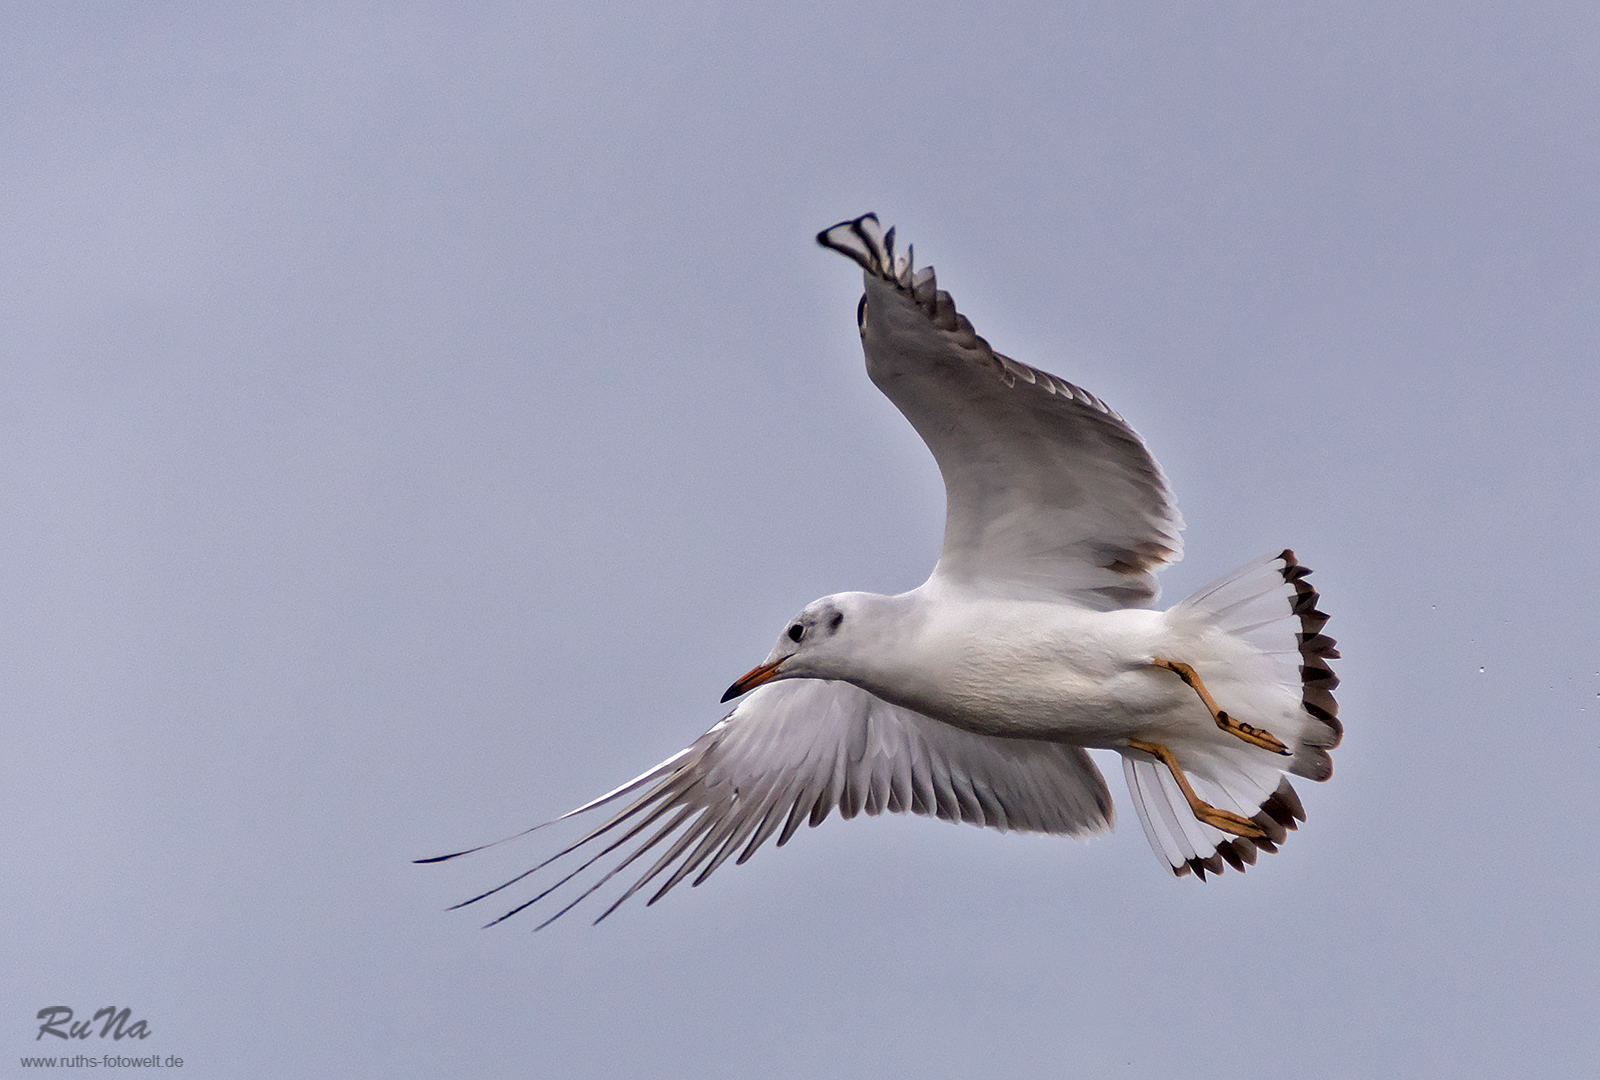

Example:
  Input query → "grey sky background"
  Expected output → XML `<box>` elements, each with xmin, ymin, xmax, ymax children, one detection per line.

<box><xmin>4</xmin><ymin>3</ymin><xmax>1597</xmax><ymax>1077</ymax></box>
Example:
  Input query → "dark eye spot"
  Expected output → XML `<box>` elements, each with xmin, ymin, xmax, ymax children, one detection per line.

<box><xmin>787</xmin><ymin>623</ymin><xmax>804</xmax><ymax>643</ymax></box>
<box><xmin>856</xmin><ymin>295</ymin><xmax>867</xmax><ymax>331</ymax></box>
<box><xmin>829</xmin><ymin>612</ymin><xmax>844</xmax><ymax>631</ymax></box>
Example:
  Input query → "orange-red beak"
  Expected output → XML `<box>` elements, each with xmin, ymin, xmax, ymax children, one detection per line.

<box><xmin>721</xmin><ymin>657</ymin><xmax>784</xmax><ymax>702</ymax></box>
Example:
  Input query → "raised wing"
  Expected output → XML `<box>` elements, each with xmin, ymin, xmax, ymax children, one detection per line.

<box><xmin>818</xmin><ymin>213</ymin><xmax>1184</xmax><ymax>609</ymax></box>
<box><xmin>423</xmin><ymin>679</ymin><xmax>1112</xmax><ymax>928</ymax></box>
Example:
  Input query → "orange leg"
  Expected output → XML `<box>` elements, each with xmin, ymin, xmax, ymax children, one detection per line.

<box><xmin>1152</xmin><ymin>659</ymin><xmax>1291</xmax><ymax>755</ymax></box>
<box><xmin>1127</xmin><ymin>739</ymin><xmax>1267</xmax><ymax>839</ymax></box>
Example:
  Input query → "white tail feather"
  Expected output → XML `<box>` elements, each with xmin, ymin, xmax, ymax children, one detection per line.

<box><xmin>1123</xmin><ymin>551</ymin><xmax>1339</xmax><ymax>879</ymax></box>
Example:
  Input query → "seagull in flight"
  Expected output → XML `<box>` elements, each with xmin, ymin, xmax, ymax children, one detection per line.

<box><xmin>421</xmin><ymin>213</ymin><xmax>1341</xmax><ymax>927</ymax></box>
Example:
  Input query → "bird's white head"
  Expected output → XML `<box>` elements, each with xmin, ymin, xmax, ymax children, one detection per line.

<box><xmin>721</xmin><ymin>592</ymin><xmax>877</xmax><ymax>702</ymax></box>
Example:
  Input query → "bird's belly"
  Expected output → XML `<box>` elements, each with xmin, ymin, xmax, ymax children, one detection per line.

<box><xmin>875</xmin><ymin>647</ymin><xmax>1183</xmax><ymax>747</ymax></box>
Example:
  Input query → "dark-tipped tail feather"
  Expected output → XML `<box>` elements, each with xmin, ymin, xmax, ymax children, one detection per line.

<box><xmin>1127</xmin><ymin>551</ymin><xmax>1340</xmax><ymax>880</ymax></box>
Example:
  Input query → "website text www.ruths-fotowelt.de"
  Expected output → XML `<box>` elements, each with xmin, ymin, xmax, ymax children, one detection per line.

<box><xmin>19</xmin><ymin>1054</ymin><xmax>184</xmax><ymax>1068</ymax></box>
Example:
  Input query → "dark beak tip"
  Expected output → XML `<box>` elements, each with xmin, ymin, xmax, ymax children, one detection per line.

<box><xmin>721</xmin><ymin>659</ymin><xmax>782</xmax><ymax>704</ymax></box>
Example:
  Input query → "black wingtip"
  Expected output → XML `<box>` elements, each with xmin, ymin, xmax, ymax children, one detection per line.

<box><xmin>414</xmin><ymin>834</ymin><xmax>522</xmax><ymax>864</ymax></box>
<box><xmin>815</xmin><ymin>211</ymin><xmax>877</xmax><ymax>248</ymax></box>
<box><xmin>816</xmin><ymin>213</ymin><xmax>890</xmax><ymax>278</ymax></box>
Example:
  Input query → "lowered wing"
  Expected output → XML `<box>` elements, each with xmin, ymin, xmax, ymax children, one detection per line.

<box><xmin>421</xmin><ymin>679</ymin><xmax>1112</xmax><ymax>928</ymax></box>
